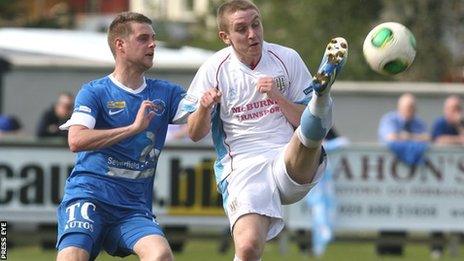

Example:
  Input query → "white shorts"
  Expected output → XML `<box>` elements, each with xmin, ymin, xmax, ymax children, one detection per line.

<box><xmin>218</xmin><ymin>145</ymin><xmax>326</xmax><ymax>240</ymax></box>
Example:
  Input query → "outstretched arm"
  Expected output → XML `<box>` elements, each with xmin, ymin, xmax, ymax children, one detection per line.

<box><xmin>68</xmin><ymin>100</ymin><xmax>156</xmax><ymax>152</ymax></box>
<box><xmin>187</xmin><ymin>88</ymin><xmax>222</xmax><ymax>142</ymax></box>
<box><xmin>434</xmin><ymin>134</ymin><xmax>464</xmax><ymax>145</ymax></box>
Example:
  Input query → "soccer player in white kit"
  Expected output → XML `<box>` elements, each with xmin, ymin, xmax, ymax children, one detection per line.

<box><xmin>183</xmin><ymin>1</ymin><xmax>348</xmax><ymax>260</ymax></box>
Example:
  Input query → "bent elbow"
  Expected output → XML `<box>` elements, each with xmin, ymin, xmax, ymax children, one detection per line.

<box><xmin>68</xmin><ymin>137</ymin><xmax>82</xmax><ymax>153</ymax></box>
<box><xmin>188</xmin><ymin>129</ymin><xmax>209</xmax><ymax>142</ymax></box>
<box><xmin>68</xmin><ymin>142</ymin><xmax>80</xmax><ymax>153</ymax></box>
<box><xmin>189</xmin><ymin>133</ymin><xmax>202</xmax><ymax>142</ymax></box>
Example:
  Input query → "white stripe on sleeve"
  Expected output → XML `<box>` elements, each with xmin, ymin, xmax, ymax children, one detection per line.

<box><xmin>59</xmin><ymin>112</ymin><xmax>96</xmax><ymax>130</ymax></box>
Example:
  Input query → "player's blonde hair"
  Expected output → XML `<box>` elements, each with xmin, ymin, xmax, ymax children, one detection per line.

<box><xmin>107</xmin><ymin>12</ymin><xmax>152</xmax><ymax>56</ymax></box>
<box><xmin>217</xmin><ymin>0</ymin><xmax>260</xmax><ymax>33</ymax></box>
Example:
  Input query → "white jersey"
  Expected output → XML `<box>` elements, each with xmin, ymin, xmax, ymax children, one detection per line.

<box><xmin>184</xmin><ymin>42</ymin><xmax>312</xmax><ymax>182</ymax></box>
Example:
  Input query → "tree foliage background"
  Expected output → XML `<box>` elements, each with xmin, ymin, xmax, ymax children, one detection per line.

<box><xmin>1</xmin><ymin>0</ymin><xmax>462</xmax><ymax>82</ymax></box>
<box><xmin>188</xmin><ymin>0</ymin><xmax>464</xmax><ymax>82</ymax></box>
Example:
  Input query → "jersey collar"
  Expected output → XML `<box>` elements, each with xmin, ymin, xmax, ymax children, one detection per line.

<box><xmin>231</xmin><ymin>41</ymin><xmax>268</xmax><ymax>72</ymax></box>
<box><xmin>108</xmin><ymin>74</ymin><xmax>147</xmax><ymax>94</ymax></box>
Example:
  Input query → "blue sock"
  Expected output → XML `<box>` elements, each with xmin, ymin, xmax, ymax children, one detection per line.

<box><xmin>297</xmin><ymin>94</ymin><xmax>333</xmax><ymax>148</ymax></box>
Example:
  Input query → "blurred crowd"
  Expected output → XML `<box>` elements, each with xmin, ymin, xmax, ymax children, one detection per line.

<box><xmin>0</xmin><ymin>92</ymin><xmax>73</xmax><ymax>141</ymax></box>
<box><xmin>2</xmin><ymin>92</ymin><xmax>463</xmax><ymax>149</ymax></box>
<box><xmin>379</xmin><ymin>93</ymin><xmax>464</xmax><ymax>146</ymax></box>
<box><xmin>376</xmin><ymin>93</ymin><xmax>464</xmax><ymax>259</ymax></box>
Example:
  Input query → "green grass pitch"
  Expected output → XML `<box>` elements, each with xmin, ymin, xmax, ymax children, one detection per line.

<box><xmin>6</xmin><ymin>239</ymin><xmax>463</xmax><ymax>260</ymax></box>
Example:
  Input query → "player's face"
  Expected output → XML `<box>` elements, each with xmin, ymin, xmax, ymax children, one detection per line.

<box><xmin>123</xmin><ymin>22</ymin><xmax>156</xmax><ymax>70</ymax></box>
<box><xmin>220</xmin><ymin>9</ymin><xmax>263</xmax><ymax>67</ymax></box>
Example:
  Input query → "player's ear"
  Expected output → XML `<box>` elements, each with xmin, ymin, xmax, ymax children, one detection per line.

<box><xmin>219</xmin><ymin>31</ymin><xmax>231</xmax><ymax>45</ymax></box>
<box><xmin>115</xmin><ymin>38</ymin><xmax>124</xmax><ymax>52</ymax></box>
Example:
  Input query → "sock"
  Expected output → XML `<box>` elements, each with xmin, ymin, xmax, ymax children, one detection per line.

<box><xmin>297</xmin><ymin>93</ymin><xmax>333</xmax><ymax>148</ymax></box>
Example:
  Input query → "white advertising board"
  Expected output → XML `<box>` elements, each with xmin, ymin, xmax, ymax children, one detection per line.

<box><xmin>286</xmin><ymin>145</ymin><xmax>464</xmax><ymax>232</ymax></box>
<box><xmin>0</xmin><ymin>143</ymin><xmax>222</xmax><ymax>225</ymax></box>
<box><xmin>2</xmin><ymin>143</ymin><xmax>464</xmax><ymax>231</ymax></box>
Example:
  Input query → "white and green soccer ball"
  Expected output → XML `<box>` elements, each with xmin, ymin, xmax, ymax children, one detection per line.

<box><xmin>363</xmin><ymin>22</ymin><xmax>416</xmax><ymax>75</ymax></box>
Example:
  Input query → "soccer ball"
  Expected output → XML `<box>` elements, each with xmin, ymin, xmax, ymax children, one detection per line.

<box><xmin>363</xmin><ymin>22</ymin><xmax>416</xmax><ymax>75</ymax></box>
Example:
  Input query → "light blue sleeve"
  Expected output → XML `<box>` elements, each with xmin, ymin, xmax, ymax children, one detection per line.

<box><xmin>172</xmin><ymin>58</ymin><xmax>217</xmax><ymax>124</ymax></box>
<box><xmin>378</xmin><ymin>112</ymin><xmax>399</xmax><ymax>142</ymax></box>
<box><xmin>170</xmin><ymin>84</ymin><xmax>191</xmax><ymax>124</ymax></box>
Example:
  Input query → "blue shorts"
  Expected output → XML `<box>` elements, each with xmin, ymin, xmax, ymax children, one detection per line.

<box><xmin>56</xmin><ymin>199</ymin><xmax>164</xmax><ymax>260</ymax></box>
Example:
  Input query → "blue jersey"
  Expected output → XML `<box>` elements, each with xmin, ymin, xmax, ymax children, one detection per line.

<box><xmin>431</xmin><ymin>116</ymin><xmax>459</xmax><ymax>141</ymax></box>
<box><xmin>61</xmin><ymin>75</ymin><xmax>186</xmax><ymax>212</ymax></box>
<box><xmin>378</xmin><ymin>111</ymin><xmax>427</xmax><ymax>143</ymax></box>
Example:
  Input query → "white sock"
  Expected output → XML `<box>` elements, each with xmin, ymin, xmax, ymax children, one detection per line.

<box><xmin>309</xmin><ymin>93</ymin><xmax>332</xmax><ymax>118</ymax></box>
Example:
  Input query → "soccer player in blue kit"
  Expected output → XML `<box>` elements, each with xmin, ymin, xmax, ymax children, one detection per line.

<box><xmin>56</xmin><ymin>12</ymin><xmax>189</xmax><ymax>261</ymax></box>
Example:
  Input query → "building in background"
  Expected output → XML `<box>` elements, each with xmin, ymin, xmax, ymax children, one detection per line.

<box><xmin>0</xmin><ymin>27</ymin><xmax>214</xmax><ymax>136</ymax></box>
<box><xmin>5</xmin><ymin>0</ymin><xmax>218</xmax><ymax>31</ymax></box>
<box><xmin>131</xmin><ymin>0</ymin><xmax>212</xmax><ymax>23</ymax></box>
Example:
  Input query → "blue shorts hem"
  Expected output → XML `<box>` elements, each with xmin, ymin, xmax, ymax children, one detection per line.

<box><xmin>57</xmin><ymin>232</ymin><xmax>94</xmax><ymax>256</ymax></box>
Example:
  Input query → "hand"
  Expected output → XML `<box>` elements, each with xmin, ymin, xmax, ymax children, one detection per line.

<box><xmin>257</xmin><ymin>76</ymin><xmax>281</xmax><ymax>100</ymax></box>
<box><xmin>131</xmin><ymin>100</ymin><xmax>156</xmax><ymax>133</ymax></box>
<box><xmin>200</xmin><ymin>88</ymin><xmax>222</xmax><ymax>110</ymax></box>
<box><xmin>398</xmin><ymin>131</ymin><xmax>412</xmax><ymax>140</ymax></box>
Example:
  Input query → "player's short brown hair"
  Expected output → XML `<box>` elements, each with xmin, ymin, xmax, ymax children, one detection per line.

<box><xmin>107</xmin><ymin>12</ymin><xmax>152</xmax><ymax>56</ymax></box>
<box><xmin>217</xmin><ymin>0</ymin><xmax>260</xmax><ymax>33</ymax></box>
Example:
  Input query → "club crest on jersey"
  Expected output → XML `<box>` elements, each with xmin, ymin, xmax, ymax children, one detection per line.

<box><xmin>274</xmin><ymin>75</ymin><xmax>287</xmax><ymax>92</ymax></box>
<box><xmin>152</xmin><ymin>99</ymin><xmax>166</xmax><ymax>116</ymax></box>
<box><xmin>228</xmin><ymin>85</ymin><xmax>237</xmax><ymax>100</ymax></box>
<box><xmin>107</xmin><ymin>101</ymin><xmax>126</xmax><ymax>109</ymax></box>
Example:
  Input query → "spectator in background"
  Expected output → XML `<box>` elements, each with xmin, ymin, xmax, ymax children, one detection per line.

<box><xmin>36</xmin><ymin>92</ymin><xmax>74</xmax><ymax>138</ymax></box>
<box><xmin>431</xmin><ymin>95</ymin><xmax>464</xmax><ymax>145</ymax></box>
<box><xmin>0</xmin><ymin>114</ymin><xmax>22</xmax><ymax>138</ymax></box>
<box><xmin>378</xmin><ymin>93</ymin><xmax>430</xmax><ymax>166</ymax></box>
<box><xmin>428</xmin><ymin>95</ymin><xmax>464</xmax><ymax>258</ymax></box>
<box><xmin>378</xmin><ymin>93</ymin><xmax>429</xmax><ymax>143</ymax></box>
<box><xmin>377</xmin><ymin>93</ymin><xmax>430</xmax><ymax>256</ymax></box>
<box><xmin>304</xmin><ymin>127</ymin><xmax>348</xmax><ymax>256</ymax></box>
<box><xmin>323</xmin><ymin>127</ymin><xmax>349</xmax><ymax>151</ymax></box>
<box><xmin>377</xmin><ymin>93</ymin><xmax>440</xmax><ymax>257</ymax></box>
